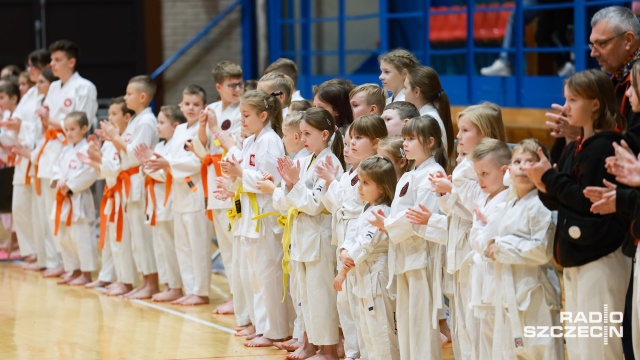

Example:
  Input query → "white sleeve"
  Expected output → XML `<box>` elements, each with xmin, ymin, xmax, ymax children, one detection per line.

<box><xmin>320</xmin><ymin>179</ymin><xmax>342</xmax><ymax>213</ymax></box>
<box><xmin>343</xmin><ymin>207</ymin><xmax>389</xmax><ymax>264</ymax></box>
<box><xmin>124</xmin><ymin>121</ymin><xmax>156</xmax><ymax>166</ymax></box>
<box><xmin>494</xmin><ymin>205</ymin><xmax>555</xmax><ymax>265</ymax></box>
<box><xmin>74</xmin><ymin>83</ymin><xmax>98</xmax><ymax>127</ymax></box>
<box><xmin>66</xmin><ymin>165</ymin><xmax>98</xmax><ymax>193</ymax></box>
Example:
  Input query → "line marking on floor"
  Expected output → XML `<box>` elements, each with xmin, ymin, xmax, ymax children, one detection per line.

<box><xmin>130</xmin><ymin>299</ymin><xmax>236</xmax><ymax>334</ymax></box>
<box><xmin>95</xmin><ymin>286</ymin><xmax>236</xmax><ymax>335</ymax></box>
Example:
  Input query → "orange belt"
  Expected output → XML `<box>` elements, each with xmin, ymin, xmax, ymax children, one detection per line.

<box><xmin>143</xmin><ymin>173</ymin><xmax>172</xmax><ymax>227</ymax></box>
<box><xmin>54</xmin><ymin>188</ymin><xmax>72</xmax><ymax>236</ymax></box>
<box><xmin>25</xmin><ymin>161</ymin><xmax>31</xmax><ymax>185</ymax></box>
<box><xmin>118</xmin><ymin>166</ymin><xmax>141</xmax><ymax>202</ymax></box>
<box><xmin>99</xmin><ymin>178</ymin><xmax>126</xmax><ymax>248</ymax></box>
<box><xmin>201</xmin><ymin>154</ymin><xmax>222</xmax><ymax>221</ymax></box>
<box><xmin>34</xmin><ymin>129</ymin><xmax>66</xmax><ymax>195</ymax></box>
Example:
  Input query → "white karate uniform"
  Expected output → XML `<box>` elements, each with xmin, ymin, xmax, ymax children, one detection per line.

<box><xmin>215</xmin><ymin>146</ymin><xmax>252</xmax><ymax>327</ymax></box>
<box><xmin>273</xmin><ymin>148</ymin><xmax>311</xmax><ymax>341</ymax></box>
<box><xmin>119</xmin><ymin>107</ymin><xmax>158</xmax><ymax>275</ymax></box>
<box><xmin>44</xmin><ymin>72</ymin><xmax>98</xmax><ymax>127</ymax></box>
<box><xmin>385</xmin><ymin>89</ymin><xmax>405</xmax><ymax>105</ymax></box>
<box><xmin>33</xmin><ymin>73</ymin><xmax>96</xmax><ymax>269</ymax></box>
<box><xmin>166</xmin><ymin>122</ymin><xmax>210</xmax><ymax>296</ymax></box>
<box><xmin>418</xmin><ymin>103</ymin><xmax>448</xmax><ymax>154</ymax></box>
<box><xmin>291</xmin><ymin>90</ymin><xmax>305</xmax><ymax>102</ymax></box>
<box><xmin>285</xmin><ymin>147</ymin><xmax>344</xmax><ymax>345</ymax></box>
<box><xmin>206</xmin><ymin>101</ymin><xmax>241</xmax><ymax>148</ymax></box>
<box><xmin>234</xmin><ymin>124</ymin><xmax>289</xmax><ymax>339</ymax></box>
<box><xmin>490</xmin><ymin>190</ymin><xmax>563</xmax><ymax>360</ymax></box>
<box><xmin>100</xmin><ymin>141</ymin><xmax>136</xmax><ymax>285</ymax></box>
<box><xmin>426</xmin><ymin>157</ymin><xmax>479</xmax><ymax>360</ymax></box>
<box><xmin>343</xmin><ymin>204</ymin><xmax>400</xmax><ymax>360</ymax></box>
<box><xmin>11</xmin><ymin>87</ymin><xmax>43</xmax><ymax>259</ymax></box>
<box><xmin>384</xmin><ymin>157</ymin><xmax>445</xmax><ymax>360</ymax></box>
<box><xmin>468</xmin><ymin>189</ymin><xmax>510</xmax><ymax>360</ymax></box>
<box><xmin>144</xmin><ymin>139</ymin><xmax>182</xmax><ymax>290</ymax></box>
<box><xmin>50</xmin><ymin>139</ymin><xmax>98</xmax><ymax>272</ymax></box>
<box><xmin>321</xmin><ymin>168</ymin><xmax>363</xmax><ymax>359</ymax></box>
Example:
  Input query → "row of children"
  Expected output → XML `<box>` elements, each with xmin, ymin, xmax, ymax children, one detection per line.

<box><xmin>1</xmin><ymin>34</ymin><xmax>636</xmax><ymax>360</ymax></box>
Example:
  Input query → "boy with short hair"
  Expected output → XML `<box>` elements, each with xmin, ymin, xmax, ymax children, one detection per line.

<box><xmin>264</xmin><ymin>58</ymin><xmax>304</xmax><ymax>101</ymax></box>
<box><xmin>485</xmin><ymin>139</ymin><xmax>562</xmax><ymax>359</ymax></box>
<box><xmin>35</xmin><ymin>39</ymin><xmax>98</xmax><ymax>278</ymax></box>
<box><xmin>101</xmin><ymin>75</ymin><xmax>159</xmax><ymax>299</ymax></box>
<box><xmin>381</xmin><ymin>101</ymin><xmax>420</xmax><ymax>136</ymax></box>
<box><xmin>468</xmin><ymin>138</ymin><xmax>511</xmax><ymax>359</ymax></box>
<box><xmin>206</xmin><ymin>61</ymin><xmax>244</xmax><ymax>142</ymax></box>
<box><xmin>349</xmin><ymin>83</ymin><xmax>386</xmax><ymax>119</ymax></box>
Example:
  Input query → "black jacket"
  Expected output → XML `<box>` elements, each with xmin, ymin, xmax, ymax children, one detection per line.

<box><xmin>539</xmin><ymin>131</ymin><xmax>629</xmax><ymax>267</ymax></box>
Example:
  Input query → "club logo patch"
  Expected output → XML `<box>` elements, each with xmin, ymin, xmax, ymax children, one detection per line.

<box><xmin>69</xmin><ymin>159</ymin><xmax>78</xmax><ymax>170</ymax></box>
<box><xmin>124</xmin><ymin>133</ymin><xmax>132</xmax><ymax>143</ymax></box>
<box><xmin>249</xmin><ymin>154</ymin><xmax>255</xmax><ymax>167</ymax></box>
<box><xmin>64</xmin><ymin>98</ymin><xmax>73</xmax><ymax>107</ymax></box>
<box><xmin>221</xmin><ymin>119</ymin><xmax>231</xmax><ymax>131</ymax></box>
<box><xmin>399</xmin><ymin>182</ymin><xmax>409</xmax><ymax>197</ymax></box>
<box><xmin>351</xmin><ymin>175</ymin><xmax>359</xmax><ymax>186</ymax></box>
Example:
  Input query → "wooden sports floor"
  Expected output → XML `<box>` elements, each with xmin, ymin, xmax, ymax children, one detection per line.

<box><xmin>0</xmin><ymin>261</ymin><xmax>454</xmax><ymax>360</ymax></box>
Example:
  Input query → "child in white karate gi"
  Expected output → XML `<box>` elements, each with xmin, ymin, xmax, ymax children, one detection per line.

<box><xmin>337</xmin><ymin>155</ymin><xmax>400</xmax><ymax>360</ymax></box>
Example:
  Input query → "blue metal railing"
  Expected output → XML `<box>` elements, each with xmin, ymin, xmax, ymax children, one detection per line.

<box><xmin>267</xmin><ymin>0</ymin><xmax>633</xmax><ymax>108</ymax></box>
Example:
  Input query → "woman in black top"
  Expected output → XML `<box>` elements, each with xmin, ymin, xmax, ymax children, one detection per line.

<box><xmin>524</xmin><ymin>69</ymin><xmax>632</xmax><ymax>359</ymax></box>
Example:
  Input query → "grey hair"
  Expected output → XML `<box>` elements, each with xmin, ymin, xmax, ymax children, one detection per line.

<box><xmin>591</xmin><ymin>6</ymin><xmax>640</xmax><ymax>39</ymax></box>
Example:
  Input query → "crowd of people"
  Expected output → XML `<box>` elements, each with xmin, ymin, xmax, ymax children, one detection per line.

<box><xmin>2</xmin><ymin>4</ymin><xmax>640</xmax><ymax>360</ymax></box>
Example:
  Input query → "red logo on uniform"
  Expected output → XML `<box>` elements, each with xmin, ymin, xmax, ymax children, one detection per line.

<box><xmin>124</xmin><ymin>133</ymin><xmax>132</xmax><ymax>143</ymax></box>
<box><xmin>249</xmin><ymin>154</ymin><xmax>255</xmax><ymax>167</ymax></box>
<box><xmin>69</xmin><ymin>159</ymin><xmax>78</xmax><ymax>170</ymax></box>
<box><xmin>64</xmin><ymin>98</ymin><xmax>73</xmax><ymax>107</ymax></box>
<box><xmin>113</xmin><ymin>153</ymin><xmax>119</xmax><ymax>161</ymax></box>
<box><xmin>351</xmin><ymin>175</ymin><xmax>359</xmax><ymax>187</ymax></box>
<box><xmin>399</xmin><ymin>182</ymin><xmax>409</xmax><ymax>197</ymax></box>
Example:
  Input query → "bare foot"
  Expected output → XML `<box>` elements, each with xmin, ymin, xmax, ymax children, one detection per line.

<box><xmin>178</xmin><ymin>295</ymin><xmax>209</xmax><ymax>306</ymax></box>
<box><xmin>68</xmin><ymin>273</ymin><xmax>92</xmax><ymax>286</ymax></box>
<box><xmin>23</xmin><ymin>263</ymin><xmax>45</xmax><ymax>271</ymax></box>
<box><xmin>57</xmin><ymin>270</ymin><xmax>80</xmax><ymax>285</ymax></box>
<box><xmin>105</xmin><ymin>282</ymin><xmax>120</xmax><ymax>290</ymax></box>
<box><xmin>106</xmin><ymin>283</ymin><xmax>133</xmax><ymax>296</ymax></box>
<box><xmin>85</xmin><ymin>280</ymin><xmax>110</xmax><ymax>288</ymax></box>
<box><xmin>128</xmin><ymin>285</ymin><xmax>160</xmax><ymax>300</ymax></box>
<box><xmin>439</xmin><ymin>319</ymin><xmax>451</xmax><ymax>348</ymax></box>
<box><xmin>307</xmin><ymin>345</ymin><xmax>338</xmax><ymax>360</ymax></box>
<box><xmin>212</xmin><ymin>299</ymin><xmax>234</xmax><ymax>314</ymax></box>
<box><xmin>235</xmin><ymin>324</ymin><xmax>255</xmax><ymax>337</ymax></box>
<box><xmin>286</xmin><ymin>342</ymin><xmax>316</xmax><ymax>360</ymax></box>
<box><xmin>43</xmin><ymin>266</ymin><xmax>65</xmax><ymax>278</ymax></box>
<box><xmin>24</xmin><ymin>255</ymin><xmax>37</xmax><ymax>263</ymax></box>
<box><xmin>245</xmin><ymin>335</ymin><xmax>286</xmax><ymax>347</ymax></box>
<box><xmin>244</xmin><ymin>332</ymin><xmax>259</xmax><ymax>340</ymax></box>
<box><xmin>123</xmin><ymin>284</ymin><xmax>145</xmax><ymax>299</ymax></box>
<box><xmin>152</xmin><ymin>288</ymin><xmax>183</xmax><ymax>302</ymax></box>
<box><xmin>171</xmin><ymin>294</ymin><xmax>191</xmax><ymax>305</ymax></box>
<box><xmin>336</xmin><ymin>332</ymin><xmax>345</xmax><ymax>359</ymax></box>
<box><xmin>278</xmin><ymin>339</ymin><xmax>301</xmax><ymax>352</ymax></box>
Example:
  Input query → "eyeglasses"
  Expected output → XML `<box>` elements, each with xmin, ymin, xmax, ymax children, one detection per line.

<box><xmin>226</xmin><ymin>82</ymin><xmax>245</xmax><ymax>90</ymax></box>
<box><xmin>588</xmin><ymin>32</ymin><xmax>626</xmax><ymax>51</ymax></box>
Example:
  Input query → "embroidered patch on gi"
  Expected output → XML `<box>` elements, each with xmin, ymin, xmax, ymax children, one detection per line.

<box><xmin>64</xmin><ymin>98</ymin><xmax>73</xmax><ymax>107</ymax></box>
<box><xmin>351</xmin><ymin>175</ymin><xmax>359</xmax><ymax>186</ymax></box>
<box><xmin>514</xmin><ymin>337</ymin><xmax>524</xmax><ymax>348</ymax></box>
<box><xmin>250</xmin><ymin>154</ymin><xmax>255</xmax><ymax>167</ymax></box>
<box><xmin>124</xmin><ymin>133</ymin><xmax>132</xmax><ymax>143</ymax></box>
<box><xmin>399</xmin><ymin>182</ymin><xmax>409</xmax><ymax>197</ymax></box>
<box><xmin>221</xmin><ymin>119</ymin><xmax>231</xmax><ymax>131</ymax></box>
<box><xmin>69</xmin><ymin>159</ymin><xmax>78</xmax><ymax>170</ymax></box>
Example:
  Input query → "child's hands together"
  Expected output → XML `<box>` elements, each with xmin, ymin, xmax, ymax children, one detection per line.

<box><xmin>429</xmin><ymin>171</ymin><xmax>452</xmax><ymax>194</ymax></box>
<box><xmin>406</xmin><ymin>204</ymin><xmax>432</xmax><ymax>225</ymax></box>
